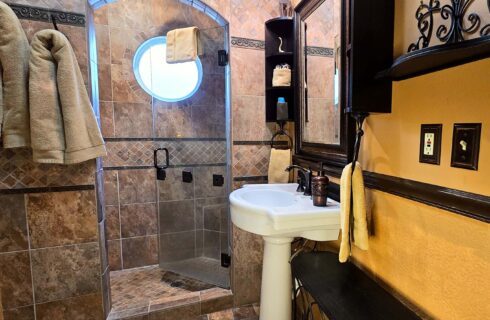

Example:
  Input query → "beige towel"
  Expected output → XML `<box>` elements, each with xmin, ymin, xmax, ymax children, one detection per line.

<box><xmin>339</xmin><ymin>161</ymin><xmax>369</xmax><ymax>263</ymax></box>
<box><xmin>166</xmin><ymin>26</ymin><xmax>201</xmax><ymax>64</ymax></box>
<box><xmin>268</xmin><ymin>148</ymin><xmax>291</xmax><ymax>183</ymax></box>
<box><xmin>29</xmin><ymin>30</ymin><xmax>106</xmax><ymax>164</ymax></box>
<box><xmin>0</xmin><ymin>2</ymin><xmax>30</xmax><ymax>148</ymax></box>
<box><xmin>272</xmin><ymin>68</ymin><xmax>291</xmax><ymax>87</ymax></box>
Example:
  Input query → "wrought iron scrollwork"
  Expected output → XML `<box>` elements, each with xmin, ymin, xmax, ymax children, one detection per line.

<box><xmin>436</xmin><ymin>0</ymin><xmax>481</xmax><ymax>43</ymax></box>
<box><xmin>408</xmin><ymin>0</ymin><xmax>490</xmax><ymax>52</ymax></box>
<box><xmin>481</xmin><ymin>0</ymin><xmax>490</xmax><ymax>36</ymax></box>
<box><xmin>408</xmin><ymin>0</ymin><xmax>441</xmax><ymax>52</ymax></box>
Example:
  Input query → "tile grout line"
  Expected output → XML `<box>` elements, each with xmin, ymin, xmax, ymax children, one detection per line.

<box><xmin>24</xmin><ymin>241</ymin><xmax>100</xmax><ymax>252</ymax></box>
<box><xmin>116</xmin><ymin>172</ymin><xmax>124</xmax><ymax>270</ymax></box>
<box><xmin>108</xmin><ymin>22</ymin><xmax>116</xmax><ymax>139</ymax></box>
<box><xmin>31</xmin><ymin>292</ymin><xmax>104</xmax><ymax>310</ymax></box>
<box><xmin>24</xmin><ymin>194</ymin><xmax>37</xmax><ymax>320</ymax></box>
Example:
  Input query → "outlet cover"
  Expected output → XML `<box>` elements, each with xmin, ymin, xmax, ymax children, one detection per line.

<box><xmin>451</xmin><ymin>123</ymin><xmax>481</xmax><ymax>170</ymax></box>
<box><xmin>419</xmin><ymin>124</ymin><xmax>442</xmax><ymax>165</ymax></box>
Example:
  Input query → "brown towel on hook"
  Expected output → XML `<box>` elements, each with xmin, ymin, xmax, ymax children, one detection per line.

<box><xmin>0</xmin><ymin>2</ymin><xmax>31</xmax><ymax>148</ymax></box>
<box><xmin>29</xmin><ymin>29</ymin><xmax>106</xmax><ymax>164</ymax></box>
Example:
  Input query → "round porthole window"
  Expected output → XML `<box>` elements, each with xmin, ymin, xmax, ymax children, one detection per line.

<box><xmin>133</xmin><ymin>36</ymin><xmax>203</xmax><ymax>102</ymax></box>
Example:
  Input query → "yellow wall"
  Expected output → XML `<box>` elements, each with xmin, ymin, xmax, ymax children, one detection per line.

<box><xmin>354</xmin><ymin>0</ymin><xmax>490</xmax><ymax>319</ymax></box>
<box><xmin>292</xmin><ymin>0</ymin><xmax>490</xmax><ymax>318</ymax></box>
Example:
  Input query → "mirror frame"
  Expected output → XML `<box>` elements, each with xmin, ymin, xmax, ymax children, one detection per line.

<box><xmin>294</xmin><ymin>0</ymin><xmax>354</xmax><ymax>169</ymax></box>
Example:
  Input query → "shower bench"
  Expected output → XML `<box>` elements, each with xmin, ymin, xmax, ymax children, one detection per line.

<box><xmin>291</xmin><ymin>251</ymin><xmax>422</xmax><ymax>320</ymax></box>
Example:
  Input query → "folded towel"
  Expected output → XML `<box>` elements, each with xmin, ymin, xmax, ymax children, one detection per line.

<box><xmin>29</xmin><ymin>30</ymin><xmax>106</xmax><ymax>164</ymax></box>
<box><xmin>166</xmin><ymin>26</ymin><xmax>201</xmax><ymax>64</ymax></box>
<box><xmin>0</xmin><ymin>2</ymin><xmax>31</xmax><ymax>148</ymax></box>
<box><xmin>268</xmin><ymin>148</ymin><xmax>291</xmax><ymax>184</ymax></box>
<box><xmin>272</xmin><ymin>68</ymin><xmax>291</xmax><ymax>87</ymax></box>
<box><xmin>339</xmin><ymin>161</ymin><xmax>368</xmax><ymax>263</ymax></box>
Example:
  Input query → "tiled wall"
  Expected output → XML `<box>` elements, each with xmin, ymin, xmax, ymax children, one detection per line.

<box><xmin>0</xmin><ymin>1</ymin><xmax>108</xmax><ymax>319</ymax></box>
<box><xmin>94</xmin><ymin>0</ymin><xmax>228</xmax><ymax>271</ymax></box>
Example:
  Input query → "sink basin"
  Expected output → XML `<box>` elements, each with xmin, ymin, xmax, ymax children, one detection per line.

<box><xmin>229</xmin><ymin>183</ymin><xmax>341</xmax><ymax>320</ymax></box>
<box><xmin>239</xmin><ymin>189</ymin><xmax>296</xmax><ymax>207</ymax></box>
<box><xmin>230</xmin><ymin>183</ymin><xmax>340</xmax><ymax>240</ymax></box>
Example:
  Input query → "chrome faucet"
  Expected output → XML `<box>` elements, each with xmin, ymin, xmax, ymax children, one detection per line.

<box><xmin>285</xmin><ymin>165</ymin><xmax>312</xmax><ymax>196</ymax></box>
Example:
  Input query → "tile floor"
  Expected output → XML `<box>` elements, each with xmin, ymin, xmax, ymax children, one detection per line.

<box><xmin>205</xmin><ymin>304</ymin><xmax>260</xmax><ymax>319</ymax></box>
<box><xmin>108</xmin><ymin>265</ymin><xmax>255</xmax><ymax>319</ymax></box>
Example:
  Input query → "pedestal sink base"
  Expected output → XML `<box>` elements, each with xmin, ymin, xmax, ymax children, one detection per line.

<box><xmin>229</xmin><ymin>184</ymin><xmax>341</xmax><ymax>320</ymax></box>
<box><xmin>260</xmin><ymin>236</ymin><xmax>294</xmax><ymax>320</ymax></box>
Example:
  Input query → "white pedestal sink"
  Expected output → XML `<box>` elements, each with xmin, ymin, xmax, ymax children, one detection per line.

<box><xmin>230</xmin><ymin>184</ymin><xmax>340</xmax><ymax>320</ymax></box>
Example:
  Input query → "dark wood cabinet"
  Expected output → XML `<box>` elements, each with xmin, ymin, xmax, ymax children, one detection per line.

<box><xmin>293</xmin><ymin>0</ymin><xmax>394</xmax><ymax>169</ymax></box>
<box><xmin>346</xmin><ymin>0</ymin><xmax>394</xmax><ymax>113</ymax></box>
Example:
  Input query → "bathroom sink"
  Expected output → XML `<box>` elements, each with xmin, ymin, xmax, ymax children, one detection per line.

<box><xmin>229</xmin><ymin>183</ymin><xmax>341</xmax><ymax>320</ymax></box>
<box><xmin>230</xmin><ymin>183</ymin><xmax>340</xmax><ymax>240</ymax></box>
<box><xmin>239</xmin><ymin>189</ymin><xmax>296</xmax><ymax>207</ymax></box>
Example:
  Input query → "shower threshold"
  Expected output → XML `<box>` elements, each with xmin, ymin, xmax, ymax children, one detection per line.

<box><xmin>160</xmin><ymin>256</ymin><xmax>230</xmax><ymax>288</ymax></box>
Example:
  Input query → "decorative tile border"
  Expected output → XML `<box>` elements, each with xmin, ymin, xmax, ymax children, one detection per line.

<box><xmin>232</xmin><ymin>144</ymin><xmax>270</xmax><ymax>178</ymax></box>
<box><xmin>104</xmin><ymin>163</ymin><xmax>226</xmax><ymax>171</ymax></box>
<box><xmin>306</xmin><ymin>46</ymin><xmax>334</xmax><ymax>57</ymax></box>
<box><xmin>233</xmin><ymin>176</ymin><xmax>268</xmax><ymax>182</ymax></box>
<box><xmin>105</xmin><ymin>138</ymin><xmax>226</xmax><ymax>142</ymax></box>
<box><xmin>229</xmin><ymin>37</ymin><xmax>333</xmax><ymax>58</ymax></box>
<box><xmin>0</xmin><ymin>148</ymin><xmax>95</xmax><ymax>189</ymax></box>
<box><xmin>155</xmin><ymin>140</ymin><xmax>227</xmax><ymax>165</ymax></box>
<box><xmin>104</xmin><ymin>140</ymin><xmax>227</xmax><ymax>168</ymax></box>
<box><xmin>0</xmin><ymin>185</ymin><xmax>95</xmax><ymax>195</ymax></box>
<box><xmin>231</xmin><ymin>37</ymin><xmax>265</xmax><ymax>50</ymax></box>
<box><xmin>233</xmin><ymin>140</ymin><xmax>288</xmax><ymax>146</ymax></box>
<box><xmin>8</xmin><ymin>3</ymin><xmax>86</xmax><ymax>27</ymax></box>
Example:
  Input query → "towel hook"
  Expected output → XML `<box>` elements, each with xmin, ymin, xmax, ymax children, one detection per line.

<box><xmin>350</xmin><ymin>112</ymin><xmax>369</xmax><ymax>164</ymax></box>
<box><xmin>271</xmin><ymin>121</ymin><xmax>293</xmax><ymax>149</ymax></box>
<box><xmin>51</xmin><ymin>14</ymin><xmax>59</xmax><ymax>31</ymax></box>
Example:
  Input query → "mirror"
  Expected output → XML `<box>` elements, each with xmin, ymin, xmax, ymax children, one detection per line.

<box><xmin>295</xmin><ymin>0</ymin><xmax>353</xmax><ymax>168</ymax></box>
<box><xmin>303</xmin><ymin>0</ymin><xmax>341</xmax><ymax>145</ymax></box>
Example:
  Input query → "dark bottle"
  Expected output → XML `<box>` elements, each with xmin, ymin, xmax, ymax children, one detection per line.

<box><xmin>311</xmin><ymin>165</ymin><xmax>329</xmax><ymax>207</ymax></box>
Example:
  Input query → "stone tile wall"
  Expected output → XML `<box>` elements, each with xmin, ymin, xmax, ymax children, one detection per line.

<box><xmin>0</xmin><ymin>1</ymin><xmax>107</xmax><ymax>319</ymax></box>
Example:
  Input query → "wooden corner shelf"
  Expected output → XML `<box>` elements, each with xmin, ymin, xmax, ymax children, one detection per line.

<box><xmin>265</xmin><ymin>17</ymin><xmax>296</xmax><ymax>123</ymax></box>
<box><xmin>378</xmin><ymin>36</ymin><xmax>490</xmax><ymax>81</ymax></box>
<box><xmin>266</xmin><ymin>86</ymin><xmax>292</xmax><ymax>91</ymax></box>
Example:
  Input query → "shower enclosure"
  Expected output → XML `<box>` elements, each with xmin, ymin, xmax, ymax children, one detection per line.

<box><xmin>93</xmin><ymin>0</ymin><xmax>231</xmax><ymax>289</ymax></box>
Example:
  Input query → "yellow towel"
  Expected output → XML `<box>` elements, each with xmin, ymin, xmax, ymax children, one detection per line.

<box><xmin>0</xmin><ymin>2</ymin><xmax>30</xmax><ymax>148</ymax></box>
<box><xmin>339</xmin><ymin>161</ymin><xmax>369</xmax><ymax>263</ymax></box>
<box><xmin>29</xmin><ymin>30</ymin><xmax>106</xmax><ymax>164</ymax></box>
<box><xmin>166</xmin><ymin>27</ymin><xmax>201</xmax><ymax>64</ymax></box>
<box><xmin>268</xmin><ymin>148</ymin><xmax>291</xmax><ymax>183</ymax></box>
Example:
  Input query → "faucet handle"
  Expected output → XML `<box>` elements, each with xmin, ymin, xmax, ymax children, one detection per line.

<box><xmin>296</xmin><ymin>176</ymin><xmax>305</xmax><ymax>192</ymax></box>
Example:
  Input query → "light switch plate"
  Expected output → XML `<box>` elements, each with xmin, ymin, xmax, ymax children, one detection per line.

<box><xmin>419</xmin><ymin>124</ymin><xmax>442</xmax><ymax>165</ymax></box>
<box><xmin>451</xmin><ymin>123</ymin><xmax>481</xmax><ymax>170</ymax></box>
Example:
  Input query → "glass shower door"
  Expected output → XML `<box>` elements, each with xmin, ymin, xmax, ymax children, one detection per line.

<box><xmin>152</xmin><ymin>25</ymin><xmax>230</xmax><ymax>288</ymax></box>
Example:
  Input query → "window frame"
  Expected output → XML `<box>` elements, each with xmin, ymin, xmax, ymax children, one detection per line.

<box><xmin>132</xmin><ymin>36</ymin><xmax>203</xmax><ymax>102</ymax></box>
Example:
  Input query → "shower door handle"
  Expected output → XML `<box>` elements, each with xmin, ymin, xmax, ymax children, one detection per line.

<box><xmin>154</xmin><ymin>148</ymin><xmax>169</xmax><ymax>181</ymax></box>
